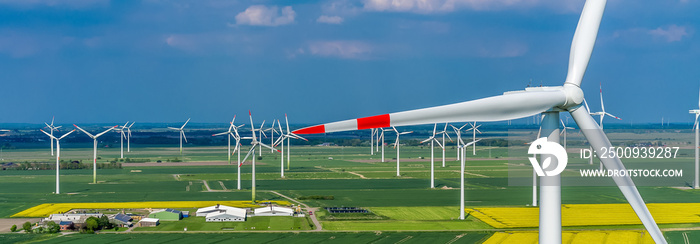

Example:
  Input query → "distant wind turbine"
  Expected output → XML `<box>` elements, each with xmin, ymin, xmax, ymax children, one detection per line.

<box><xmin>274</xmin><ymin>114</ymin><xmax>307</xmax><ymax>177</ymax></box>
<box><xmin>213</xmin><ymin>116</ymin><xmax>245</xmax><ymax>189</ymax></box>
<box><xmin>167</xmin><ymin>118</ymin><xmax>190</xmax><ymax>155</ymax></box>
<box><xmin>40</xmin><ymin>129</ymin><xmax>75</xmax><ymax>194</ymax></box>
<box><xmin>241</xmin><ymin>111</ymin><xmax>279</xmax><ymax>202</ymax></box>
<box><xmin>465</xmin><ymin>122</ymin><xmax>482</xmax><ymax>155</ymax></box>
<box><xmin>420</xmin><ymin>124</ymin><xmax>443</xmax><ymax>188</ymax></box>
<box><xmin>44</xmin><ymin>117</ymin><xmax>62</xmax><ymax>156</ymax></box>
<box><xmin>391</xmin><ymin>126</ymin><xmax>413</xmax><ymax>177</ymax></box>
<box><xmin>74</xmin><ymin>124</ymin><xmax>117</xmax><ymax>184</ymax></box>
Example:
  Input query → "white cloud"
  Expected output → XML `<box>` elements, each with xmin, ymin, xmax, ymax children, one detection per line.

<box><xmin>648</xmin><ymin>25</ymin><xmax>688</xmax><ymax>42</ymax></box>
<box><xmin>235</xmin><ymin>5</ymin><xmax>295</xmax><ymax>27</ymax></box>
<box><xmin>317</xmin><ymin>15</ymin><xmax>344</xmax><ymax>24</ymax></box>
<box><xmin>308</xmin><ymin>41</ymin><xmax>371</xmax><ymax>59</ymax></box>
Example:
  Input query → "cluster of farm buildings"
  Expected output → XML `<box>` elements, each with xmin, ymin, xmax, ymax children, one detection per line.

<box><xmin>41</xmin><ymin>203</ymin><xmax>303</xmax><ymax>230</ymax></box>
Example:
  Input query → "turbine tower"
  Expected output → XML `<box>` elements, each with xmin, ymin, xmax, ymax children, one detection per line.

<box><xmin>74</xmin><ymin>124</ymin><xmax>117</xmax><ymax>184</ymax></box>
<box><xmin>390</xmin><ymin>126</ymin><xmax>412</xmax><ymax>177</ymax></box>
<box><xmin>459</xmin><ymin>139</ymin><xmax>480</xmax><ymax>220</ymax></box>
<box><xmin>115</xmin><ymin>122</ymin><xmax>129</xmax><ymax>159</ymax></box>
<box><xmin>292</xmin><ymin>1</ymin><xmax>666</xmax><ymax>242</ymax></box>
<box><xmin>241</xmin><ymin>111</ymin><xmax>279</xmax><ymax>202</ymax></box>
<box><xmin>421</xmin><ymin>124</ymin><xmax>443</xmax><ymax>188</ymax></box>
<box><xmin>40</xmin><ymin>129</ymin><xmax>75</xmax><ymax>194</ymax></box>
<box><xmin>43</xmin><ymin>117</ymin><xmax>62</xmax><ymax>156</ymax></box>
<box><xmin>167</xmin><ymin>118</ymin><xmax>190</xmax><ymax>155</ymax></box>
<box><xmin>690</xmin><ymin>88</ymin><xmax>700</xmax><ymax>189</ymax></box>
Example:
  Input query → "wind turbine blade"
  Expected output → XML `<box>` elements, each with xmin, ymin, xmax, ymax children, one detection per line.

<box><xmin>562</xmin><ymin>0</ymin><xmax>607</xmax><ymax>87</ymax></box>
<box><xmin>73</xmin><ymin>124</ymin><xmax>95</xmax><ymax>138</ymax></box>
<box><xmin>44</xmin><ymin>122</ymin><xmax>51</xmax><ymax>128</ymax></box>
<box><xmin>432</xmin><ymin>124</ymin><xmax>437</xmax><ymax>136</ymax></box>
<box><xmin>213</xmin><ymin>131</ymin><xmax>229</xmax><ymax>136</ymax></box>
<box><xmin>182</xmin><ymin>131</ymin><xmax>188</xmax><ymax>143</ymax></box>
<box><xmin>240</xmin><ymin>146</ymin><xmax>256</xmax><ymax>167</ymax></box>
<box><xmin>54</xmin><ymin>126</ymin><xmax>62</xmax><ymax>130</ymax></box>
<box><xmin>129</xmin><ymin>121</ymin><xmax>135</xmax><ymax>128</ymax></box>
<box><xmin>420</xmin><ymin>137</ymin><xmax>433</xmax><ymax>144</ymax></box>
<box><xmin>259</xmin><ymin>142</ymin><xmax>280</xmax><ymax>152</ymax></box>
<box><xmin>40</xmin><ymin>129</ymin><xmax>57</xmax><ymax>139</ymax></box>
<box><xmin>285</xmin><ymin>114</ymin><xmax>290</xmax><ymax>134</ymax></box>
<box><xmin>583</xmin><ymin>98</ymin><xmax>591</xmax><ymax>113</ymax></box>
<box><xmin>249</xmin><ymin>111</ymin><xmax>257</xmax><ymax>142</ymax></box>
<box><xmin>293</xmin><ymin>89</ymin><xmax>567</xmax><ymax>134</ymax></box>
<box><xmin>464</xmin><ymin>139</ymin><xmax>481</xmax><ymax>147</ymax></box>
<box><xmin>289</xmin><ymin>133</ymin><xmax>308</xmax><ymax>141</ymax></box>
<box><xmin>95</xmin><ymin>126</ymin><xmax>117</xmax><ymax>137</ymax></box>
<box><xmin>231</xmin><ymin>115</ymin><xmax>236</xmax><ymax>125</ymax></box>
<box><xmin>434</xmin><ymin>138</ymin><xmax>443</xmax><ymax>148</ymax></box>
<box><xmin>444</xmin><ymin>131</ymin><xmax>452</xmax><ymax>142</ymax></box>
<box><xmin>569</xmin><ymin>106</ymin><xmax>664</xmax><ymax>243</ymax></box>
<box><xmin>181</xmin><ymin>118</ymin><xmax>190</xmax><ymax>130</ymax></box>
<box><xmin>167</xmin><ymin>127</ymin><xmax>179</xmax><ymax>130</ymax></box>
<box><xmin>58</xmin><ymin>129</ymin><xmax>76</xmax><ymax>139</ymax></box>
<box><xmin>605</xmin><ymin>113</ymin><xmax>622</xmax><ymax>120</ymax></box>
<box><xmin>694</xmin><ymin>114</ymin><xmax>699</xmax><ymax>130</ymax></box>
<box><xmin>51</xmin><ymin>116</ymin><xmax>54</xmax><ymax>126</ymax></box>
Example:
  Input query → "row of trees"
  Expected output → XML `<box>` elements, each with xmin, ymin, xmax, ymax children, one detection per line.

<box><xmin>2</xmin><ymin>161</ymin><xmax>122</xmax><ymax>171</ymax></box>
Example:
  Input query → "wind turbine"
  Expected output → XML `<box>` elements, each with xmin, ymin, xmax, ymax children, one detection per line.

<box><xmin>560</xmin><ymin>119</ymin><xmax>575</xmax><ymax>149</ymax></box>
<box><xmin>585</xmin><ymin>83</ymin><xmax>621</xmax><ymax>168</ymax></box>
<box><xmin>690</xmin><ymin>88</ymin><xmax>700</xmax><ymax>189</ymax></box>
<box><xmin>40</xmin><ymin>129</ymin><xmax>75</xmax><ymax>194</ymax></box>
<box><xmin>420</xmin><ymin>124</ymin><xmax>443</xmax><ymax>188</ymax></box>
<box><xmin>265</xmin><ymin>120</ymin><xmax>279</xmax><ymax>153</ymax></box>
<box><xmin>241</xmin><ymin>111</ymin><xmax>279</xmax><ymax>202</ymax></box>
<box><xmin>450</xmin><ymin>124</ymin><xmax>469</xmax><ymax>161</ymax></box>
<box><xmin>213</xmin><ymin>117</ymin><xmax>245</xmax><ymax>189</ymax></box>
<box><xmin>459</xmin><ymin>139</ymin><xmax>480</xmax><ymax>220</ymax></box>
<box><xmin>74</xmin><ymin>124</ymin><xmax>117</xmax><ymax>184</ymax></box>
<box><xmin>274</xmin><ymin>114</ymin><xmax>307</xmax><ymax>177</ymax></box>
<box><xmin>44</xmin><ymin>117</ymin><xmax>62</xmax><ymax>156</ymax></box>
<box><xmin>439</xmin><ymin>123</ymin><xmax>452</xmax><ymax>167</ymax></box>
<box><xmin>115</xmin><ymin>122</ymin><xmax>129</xmax><ymax>159</ymax></box>
<box><xmin>291</xmin><ymin>1</ymin><xmax>666</xmax><ymax>242</ymax></box>
<box><xmin>126</xmin><ymin>122</ymin><xmax>135</xmax><ymax>152</ymax></box>
<box><xmin>465</xmin><ymin>122</ymin><xmax>482</xmax><ymax>155</ymax></box>
<box><xmin>390</xmin><ymin>126</ymin><xmax>413</xmax><ymax>177</ymax></box>
<box><xmin>167</xmin><ymin>118</ymin><xmax>190</xmax><ymax>155</ymax></box>
<box><xmin>255</xmin><ymin>120</ymin><xmax>267</xmax><ymax>157</ymax></box>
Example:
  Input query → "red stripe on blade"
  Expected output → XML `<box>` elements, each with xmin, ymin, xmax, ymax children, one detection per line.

<box><xmin>357</xmin><ymin>114</ymin><xmax>390</xmax><ymax>130</ymax></box>
<box><xmin>293</xmin><ymin>125</ymin><xmax>325</xmax><ymax>134</ymax></box>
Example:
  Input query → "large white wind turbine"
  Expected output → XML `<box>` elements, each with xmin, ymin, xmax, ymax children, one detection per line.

<box><xmin>292</xmin><ymin>1</ymin><xmax>666</xmax><ymax>242</ymax></box>
<box><xmin>420</xmin><ymin>124</ymin><xmax>443</xmax><ymax>188</ymax></box>
<box><xmin>690</xmin><ymin>88</ymin><xmax>700</xmax><ymax>189</ymax></box>
<box><xmin>40</xmin><ymin>129</ymin><xmax>75</xmax><ymax>194</ymax></box>
<box><xmin>74</xmin><ymin>124</ymin><xmax>117</xmax><ymax>184</ymax></box>
<box><xmin>44</xmin><ymin>117</ymin><xmax>62</xmax><ymax>156</ymax></box>
<box><xmin>390</xmin><ymin>126</ymin><xmax>412</xmax><ymax>177</ymax></box>
<box><xmin>240</xmin><ymin>111</ymin><xmax>279</xmax><ymax>202</ymax></box>
<box><xmin>167</xmin><ymin>118</ymin><xmax>190</xmax><ymax>155</ymax></box>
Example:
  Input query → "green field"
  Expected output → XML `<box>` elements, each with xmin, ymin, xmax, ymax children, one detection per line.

<box><xmin>1</xmin><ymin>129</ymin><xmax>699</xmax><ymax>242</ymax></box>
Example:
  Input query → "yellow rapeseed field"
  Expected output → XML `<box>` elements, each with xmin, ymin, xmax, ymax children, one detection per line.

<box><xmin>12</xmin><ymin>200</ymin><xmax>291</xmax><ymax>217</ymax></box>
<box><xmin>467</xmin><ymin>203</ymin><xmax>700</xmax><ymax>228</ymax></box>
<box><xmin>483</xmin><ymin>231</ymin><xmax>654</xmax><ymax>244</ymax></box>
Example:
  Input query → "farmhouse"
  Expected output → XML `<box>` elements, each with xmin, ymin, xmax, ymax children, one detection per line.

<box><xmin>111</xmin><ymin>213</ymin><xmax>133</xmax><ymax>227</ymax></box>
<box><xmin>44</xmin><ymin>213</ymin><xmax>105</xmax><ymax>229</ymax></box>
<box><xmin>138</xmin><ymin>218</ymin><xmax>159</xmax><ymax>227</ymax></box>
<box><xmin>254</xmin><ymin>205</ymin><xmax>294</xmax><ymax>217</ymax></box>
<box><xmin>148</xmin><ymin>208</ymin><xmax>182</xmax><ymax>221</ymax></box>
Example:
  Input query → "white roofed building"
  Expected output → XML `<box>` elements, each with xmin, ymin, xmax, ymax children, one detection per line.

<box><xmin>253</xmin><ymin>205</ymin><xmax>293</xmax><ymax>217</ymax></box>
<box><xmin>196</xmin><ymin>204</ymin><xmax>247</xmax><ymax>222</ymax></box>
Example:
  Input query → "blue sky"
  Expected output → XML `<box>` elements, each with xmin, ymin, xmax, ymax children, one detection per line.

<box><xmin>1</xmin><ymin>0</ymin><xmax>698</xmax><ymax>125</ymax></box>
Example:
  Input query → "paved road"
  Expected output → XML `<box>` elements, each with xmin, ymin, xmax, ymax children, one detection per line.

<box><xmin>268</xmin><ymin>191</ymin><xmax>322</xmax><ymax>231</ymax></box>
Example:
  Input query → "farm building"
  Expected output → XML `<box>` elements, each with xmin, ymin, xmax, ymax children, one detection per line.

<box><xmin>111</xmin><ymin>213</ymin><xmax>133</xmax><ymax>227</ymax></box>
<box><xmin>138</xmin><ymin>218</ymin><xmax>159</xmax><ymax>227</ymax></box>
<box><xmin>45</xmin><ymin>213</ymin><xmax>105</xmax><ymax>229</ymax></box>
<box><xmin>196</xmin><ymin>204</ymin><xmax>242</xmax><ymax>216</ymax></box>
<box><xmin>148</xmin><ymin>208</ymin><xmax>182</xmax><ymax>221</ymax></box>
<box><xmin>254</xmin><ymin>205</ymin><xmax>294</xmax><ymax>217</ymax></box>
